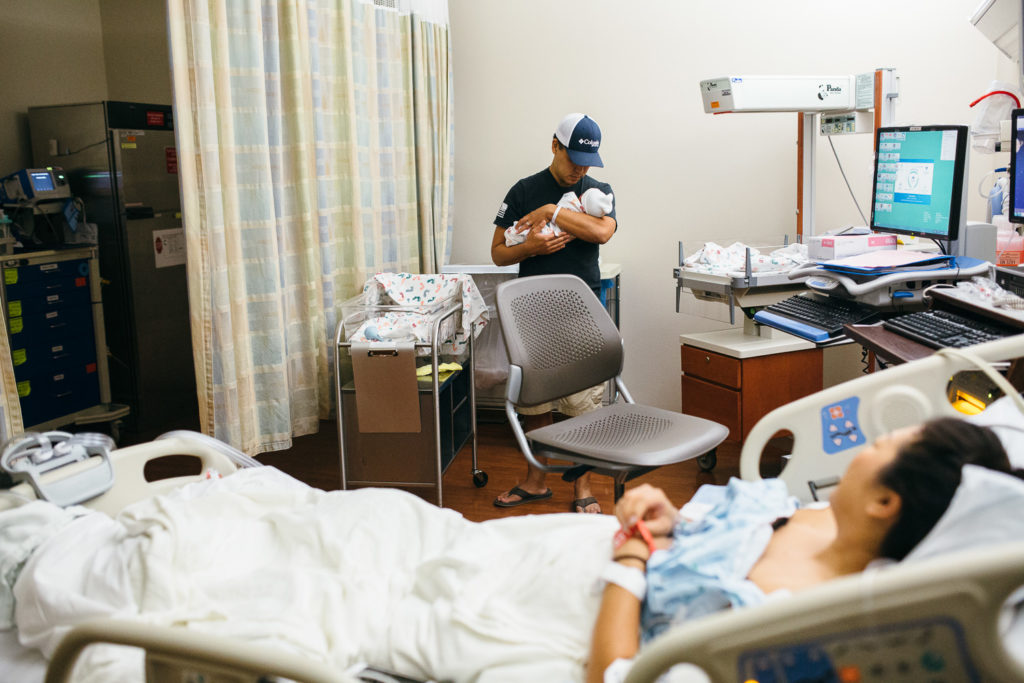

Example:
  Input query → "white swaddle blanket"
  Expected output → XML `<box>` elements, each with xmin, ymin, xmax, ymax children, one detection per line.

<box><xmin>504</xmin><ymin>188</ymin><xmax>613</xmax><ymax>246</ymax></box>
<box><xmin>683</xmin><ymin>241</ymin><xmax>809</xmax><ymax>277</ymax></box>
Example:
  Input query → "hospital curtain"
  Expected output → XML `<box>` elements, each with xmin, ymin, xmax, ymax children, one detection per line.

<box><xmin>166</xmin><ymin>0</ymin><xmax>454</xmax><ymax>454</ymax></box>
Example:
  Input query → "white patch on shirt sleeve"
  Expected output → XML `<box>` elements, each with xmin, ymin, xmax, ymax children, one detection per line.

<box><xmin>496</xmin><ymin>202</ymin><xmax>507</xmax><ymax>219</ymax></box>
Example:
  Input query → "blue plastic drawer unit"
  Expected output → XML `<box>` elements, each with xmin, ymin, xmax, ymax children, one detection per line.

<box><xmin>3</xmin><ymin>255</ymin><xmax>100</xmax><ymax>427</ymax></box>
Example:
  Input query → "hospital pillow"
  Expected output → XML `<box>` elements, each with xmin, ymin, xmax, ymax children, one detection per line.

<box><xmin>904</xmin><ymin>464</ymin><xmax>1024</xmax><ymax>563</ymax></box>
<box><xmin>966</xmin><ymin>394</ymin><xmax>1024</xmax><ymax>468</ymax></box>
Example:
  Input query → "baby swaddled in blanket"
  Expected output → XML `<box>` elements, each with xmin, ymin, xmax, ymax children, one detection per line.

<box><xmin>504</xmin><ymin>187</ymin><xmax>614</xmax><ymax>246</ymax></box>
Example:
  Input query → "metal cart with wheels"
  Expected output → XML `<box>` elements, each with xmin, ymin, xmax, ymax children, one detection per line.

<box><xmin>334</xmin><ymin>297</ymin><xmax>486</xmax><ymax>507</ymax></box>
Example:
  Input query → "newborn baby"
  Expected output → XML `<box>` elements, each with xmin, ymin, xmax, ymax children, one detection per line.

<box><xmin>504</xmin><ymin>187</ymin><xmax>614</xmax><ymax>246</ymax></box>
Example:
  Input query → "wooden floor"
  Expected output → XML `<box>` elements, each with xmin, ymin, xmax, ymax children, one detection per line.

<box><xmin>254</xmin><ymin>415</ymin><xmax>759</xmax><ymax>523</ymax></box>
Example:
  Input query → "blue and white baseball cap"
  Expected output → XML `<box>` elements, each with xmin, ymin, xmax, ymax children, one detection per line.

<box><xmin>554</xmin><ymin>113</ymin><xmax>603</xmax><ymax>168</ymax></box>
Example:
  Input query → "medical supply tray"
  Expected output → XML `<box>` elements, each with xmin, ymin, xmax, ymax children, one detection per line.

<box><xmin>674</xmin><ymin>240</ymin><xmax>810</xmax><ymax>324</ymax></box>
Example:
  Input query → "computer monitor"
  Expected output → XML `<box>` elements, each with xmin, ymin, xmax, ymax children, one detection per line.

<box><xmin>870</xmin><ymin>125</ymin><xmax>969</xmax><ymax>243</ymax></box>
<box><xmin>1009</xmin><ymin>109</ymin><xmax>1024</xmax><ymax>224</ymax></box>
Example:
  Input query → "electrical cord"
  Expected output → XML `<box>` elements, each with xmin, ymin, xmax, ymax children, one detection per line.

<box><xmin>57</xmin><ymin>138</ymin><xmax>108</xmax><ymax>156</ymax></box>
<box><xmin>827</xmin><ymin>135</ymin><xmax>868</xmax><ymax>225</ymax></box>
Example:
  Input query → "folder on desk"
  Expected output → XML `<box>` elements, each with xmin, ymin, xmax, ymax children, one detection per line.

<box><xmin>819</xmin><ymin>251</ymin><xmax>954</xmax><ymax>275</ymax></box>
<box><xmin>351</xmin><ymin>342</ymin><xmax>421</xmax><ymax>433</ymax></box>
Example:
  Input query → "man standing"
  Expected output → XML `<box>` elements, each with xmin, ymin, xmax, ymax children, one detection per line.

<box><xmin>490</xmin><ymin>113</ymin><xmax>617</xmax><ymax>514</ymax></box>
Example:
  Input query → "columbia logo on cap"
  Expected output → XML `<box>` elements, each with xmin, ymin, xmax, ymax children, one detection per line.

<box><xmin>555</xmin><ymin>113</ymin><xmax>604</xmax><ymax>168</ymax></box>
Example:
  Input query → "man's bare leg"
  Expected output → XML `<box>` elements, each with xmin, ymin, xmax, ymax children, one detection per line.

<box><xmin>573</xmin><ymin>471</ymin><xmax>601</xmax><ymax>513</ymax></box>
<box><xmin>494</xmin><ymin>412</ymin><xmax>553</xmax><ymax>505</ymax></box>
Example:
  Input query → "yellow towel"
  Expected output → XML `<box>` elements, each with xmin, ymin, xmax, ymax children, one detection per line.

<box><xmin>416</xmin><ymin>362</ymin><xmax>462</xmax><ymax>383</ymax></box>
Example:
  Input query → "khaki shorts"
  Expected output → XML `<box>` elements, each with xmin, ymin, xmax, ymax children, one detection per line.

<box><xmin>515</xmin><ymin>383</ymin><xmax>605</xmax><ymax>417</ymax></box>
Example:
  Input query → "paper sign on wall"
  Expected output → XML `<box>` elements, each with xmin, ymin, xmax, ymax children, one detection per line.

<box><xmin>153</xmin><ymin>228</ymin><xmax>186</xmax><ymax>268</ymax></box>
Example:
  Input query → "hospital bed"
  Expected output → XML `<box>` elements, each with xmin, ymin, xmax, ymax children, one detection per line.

<box><xmin>2</xmin><ymin>335</ymin><xmax>1023</xmax><ymax>682</ymax></box>
<box><xmin>625</xmin><ymin>333</ymin><xmax>1024</xmax><ymax>682</ymax></box>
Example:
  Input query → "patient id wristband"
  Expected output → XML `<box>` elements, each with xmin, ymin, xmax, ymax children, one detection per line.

<box><xmin>551</xmin><ymin>206</ymin><xmax>562</xmax><ymax>227</ymax></box>
<box><xmin>613</xmin><ymin>519</ymin><xmax>657</xmax><ymax>556</ymax></box>
<box><xmin>599</xmin><ymin>561</ymin><xmax>647</xmax><ymax>601</ymax></box>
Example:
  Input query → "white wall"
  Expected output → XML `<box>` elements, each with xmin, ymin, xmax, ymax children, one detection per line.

<box><xmin>0</xmin><ymin>1</ymin><xmax>109</xmax><ymax>173</ymax></box>
<box><xmin>99</xmin><ymin>0</ymin><xmax>173</xmax><ymax>104</ymax></box>
<box><xmin>449</xmin><ymin>0</ymin><xmax>1019</xmax><ymax>411</ymax></box>
<box><xmin>0</xmin><ymin>0</ymin><xmax>173</xmax><ymax>174</ymax></box>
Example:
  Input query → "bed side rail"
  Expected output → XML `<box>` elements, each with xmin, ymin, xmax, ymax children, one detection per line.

<box><xmin>2</xmin><ymin>432</ymin><xmax>252</xmax><ymax>515</ymax></box>
<box><xmin>45</xmin><ymin>618</ymin><xmax>356</xmax><ymax>683</ymax></box>
<box><xmin>626</xmin><ymin>541</ymin><xmax>1024</xmax><ymax>683</ymax></box>
<box><xmin>740</xmin><ymin>334</ymin><xmax>1024</xmax><ymax>503</ymax></box>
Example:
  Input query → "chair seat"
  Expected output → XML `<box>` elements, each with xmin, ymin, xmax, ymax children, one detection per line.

<box><xmin>527</xmin><ymin>403</ymin><xmax>729</xmax><ymax>468</ymax></box>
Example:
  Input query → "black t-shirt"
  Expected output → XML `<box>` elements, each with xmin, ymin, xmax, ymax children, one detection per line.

<box><xmin>493</xmin><ymin>167</ymin><xmax>616</xmax><ymax>293</ymax></box>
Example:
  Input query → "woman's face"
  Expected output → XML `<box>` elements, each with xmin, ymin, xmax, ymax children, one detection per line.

<box><xmin>830</xmin><ymin>425</ymin><xmax>922</xmax><ymax>514</ymax></box>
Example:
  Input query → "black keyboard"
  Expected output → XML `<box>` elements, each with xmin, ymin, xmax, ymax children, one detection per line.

<box><xmin>882</xmin><ymin>309</ymin><xmax>1017</xmax><ymax>349</ymax></box>
<box><xmin>756</xmin><ymin>295</ymin><xmax>878</xmax><ymax>338</ymax></box>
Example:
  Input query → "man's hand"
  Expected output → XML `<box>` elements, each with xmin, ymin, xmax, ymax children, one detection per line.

<box><xmin>517</xmin><ymin>204</ymin><xmax>556</xmax><ymax>229</ymax></box>
<box><xmin>523</xmin><ymin>225</ymin><xmax>572</xmax><ymax>255</ymax></box>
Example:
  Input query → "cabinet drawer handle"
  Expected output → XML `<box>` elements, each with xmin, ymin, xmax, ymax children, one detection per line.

<box><xmin>705</xmin><ymin>356</ymin><xmax>710</xmax><ymax>362</ymax></box>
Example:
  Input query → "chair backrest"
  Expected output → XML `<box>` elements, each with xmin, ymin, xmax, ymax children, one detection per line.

<box><xmin>496</xmin><ymin>274</ymin><xmax>623</xmax><ymax>406</ymax></box>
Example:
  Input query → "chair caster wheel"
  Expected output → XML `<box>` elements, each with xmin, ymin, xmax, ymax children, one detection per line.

<box><xmin>473</xmin><ymin>470</ymin><xmax>488</xmax><ymax>488</ymax></box>
<box><xmin>697</xmin><ymin>451</ymin><xmax>717</xmax><ymax>472</ymax></box>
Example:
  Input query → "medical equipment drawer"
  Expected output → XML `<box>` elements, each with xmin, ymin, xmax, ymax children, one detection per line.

<box><xmin>681</xmin><ymin>344</ymin><xmax>822</xmax><ymax>443</ymax></box>
<box><xmin>681</xmin><ymin>345</ymin><xmax>741</xmax><ymax>389</ymax></box>
<box><xmin>2</xmin><ymin>247</ymin><xmax>127</xmax><ymax>433</ymax></box>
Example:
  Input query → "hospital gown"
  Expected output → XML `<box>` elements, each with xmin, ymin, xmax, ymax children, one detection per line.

<box><xmin>642</xmin><ymin>477</ymin><xmax>799</xmax><ymax>643</ymax></box>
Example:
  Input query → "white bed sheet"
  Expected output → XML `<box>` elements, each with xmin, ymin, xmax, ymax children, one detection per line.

<box><xmin>10</xmin><ymin>467</ymin><xmax>619</xmax><ymax>683</ymax></box>
<box><xmin>0</xmin><ymin>627</ymin><xmax>47</xmax><ymax>681</ymax></box>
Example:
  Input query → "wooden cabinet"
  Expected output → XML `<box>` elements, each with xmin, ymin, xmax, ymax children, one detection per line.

<box><xmin>681</xmin><ymin>343</ymin><xmax>823</xmax><ymax>443</ymax></box>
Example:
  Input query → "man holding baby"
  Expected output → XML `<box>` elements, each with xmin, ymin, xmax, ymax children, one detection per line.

<box><xmin>490</xmin><ymin>113</ymin><xmax>617</xmax><ymax>514</ymax></box>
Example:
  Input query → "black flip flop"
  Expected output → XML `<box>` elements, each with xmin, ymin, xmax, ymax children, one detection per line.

<box><xmin>493</xmin><ymin>486</ymin><xmax>553</xmax><ymax>508</ymax></box>
<box><xmin>573</xmin><ymin>496</ymin><xmax>601</xmax><ymax>514</ymax></box>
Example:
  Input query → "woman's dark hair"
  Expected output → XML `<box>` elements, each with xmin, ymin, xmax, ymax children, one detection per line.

<box><xmin>877</xmin><ymin>417</ymin><xmax>1019</xmax><ymax>560</ymax></box>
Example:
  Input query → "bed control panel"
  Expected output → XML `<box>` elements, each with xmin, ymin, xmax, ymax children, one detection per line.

<box><xmin>819</xmin><ymin>397</ymin><xmax>862</xmax><ymax>454</ymax></box>
<box><xmin>736</xmin><ymin>616</ymin><xmax>977</xmax><ymax>682</ymax></box>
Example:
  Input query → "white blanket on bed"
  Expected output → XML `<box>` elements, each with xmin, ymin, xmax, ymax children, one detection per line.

<box><xmin>12</xmin><ymin>468</ymin><xmax>618</xmax><ymax>682</ymax></box>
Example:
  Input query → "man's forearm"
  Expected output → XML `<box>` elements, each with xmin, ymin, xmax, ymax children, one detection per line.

<box><xmin>491</xmin><ymin>240</ymin><xmax>534</xmax><ymax>266</ymax></box>
<box><xmin>555</xmin><ymin>211</ymin><xmax>616</xmax><ymax>244</ymax></box>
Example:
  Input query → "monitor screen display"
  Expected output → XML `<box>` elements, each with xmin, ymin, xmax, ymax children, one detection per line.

<box><xmin>1009</xmin><ymin>109</ymin><xmax>1024</xmax><ymax>224</ymax></box>
<box><xmin>29</xmin><ymin>170</ymin><xmax>55</xmax><ymax>193</ymax></box>
<box><xmin>870</xmin><ymin>125</ymin><xmax>968</xmax><ymax>241</ymax></box>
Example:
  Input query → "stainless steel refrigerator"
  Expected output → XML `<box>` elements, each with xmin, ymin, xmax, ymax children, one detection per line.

<box><xmin>28</xmin><ymin>101</ymin><xmax>198</xmax><ymax>441</ymax></box>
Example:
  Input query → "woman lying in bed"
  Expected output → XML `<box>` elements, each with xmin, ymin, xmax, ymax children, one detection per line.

<box><xmin>588</xmin><ymin>417</ymin><xmax>1021</xmax><ymax>682</ymax></box>
<box><xmin>5</xmin><ymin>417</ymin><xmax>1020</xmax><ymax>682</ymax></box>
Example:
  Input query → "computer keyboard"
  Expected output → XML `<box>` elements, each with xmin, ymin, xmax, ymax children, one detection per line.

<box><xmin>753</xmin><ymin>295</ymin><xmax>878</xmax><ymax>343</ymax></box>
<box><xmin>882</xmin><ymin>309</ymin><xmax>1017</xmax><ymax>349</ymax></box>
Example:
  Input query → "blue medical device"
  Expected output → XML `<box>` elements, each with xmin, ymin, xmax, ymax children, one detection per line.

<box><xmin>0</xmin><ymin>167</ymin><xmax>72</xmax><ymax>208</ymax></box>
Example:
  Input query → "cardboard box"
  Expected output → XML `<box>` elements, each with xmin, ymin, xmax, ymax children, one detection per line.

<box><xmin>808</xmin><ymin>233</ymin><xmax>897</xmax><ymax>261</ymax></box>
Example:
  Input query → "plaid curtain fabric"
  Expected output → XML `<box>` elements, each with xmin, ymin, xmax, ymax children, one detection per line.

<box><xmin>167</xmin><ymin>0</ymin><xmax>453</xmax><ymax>454</ymax></box>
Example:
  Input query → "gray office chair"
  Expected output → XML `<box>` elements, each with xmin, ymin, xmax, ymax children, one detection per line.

<box><xmin>496</xmin><ymin>274</ymin><xmax>729</xmax><ymax>500</ymax></box>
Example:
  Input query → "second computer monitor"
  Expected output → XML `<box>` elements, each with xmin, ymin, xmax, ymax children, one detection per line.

<box><xmin>870</xmin><ymin>125</ymin><xmax>969</xmax><ymax>243</ymax></box>
<box><xmin>1009</xmin><ymin>109</ymin><xmax>1024</xmax><ymax>224</ymax></box>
